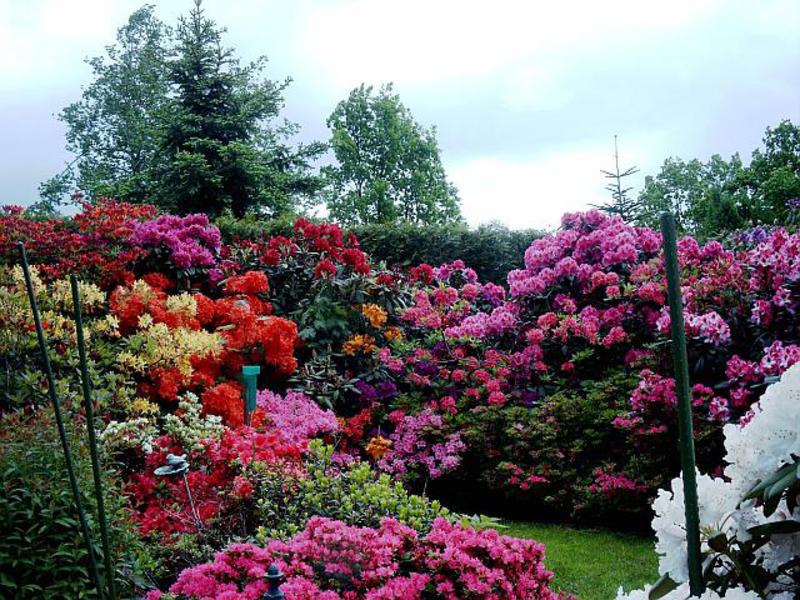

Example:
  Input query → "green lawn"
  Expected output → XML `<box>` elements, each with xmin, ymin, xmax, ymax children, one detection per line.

<box><xmin>501</xmin><ymin>521</ymin><xmax>657</xmax><ymax>599</ymax></box>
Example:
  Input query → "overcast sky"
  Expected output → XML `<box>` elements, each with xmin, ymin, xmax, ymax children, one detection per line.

<box><xmin>1</xmin><ymin>0</ymin><xmax>799</xmax><ymax>229</ymax></box>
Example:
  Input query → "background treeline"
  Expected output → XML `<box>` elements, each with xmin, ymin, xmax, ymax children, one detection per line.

<box><xmin>216</xmin><ymin>214</ymin><xmax>540</xmax><ymax>283</ymax></box>
<box><xmin>34</xmin><ymin>2</ymin><xmax>800</xmax><ymax>246</ymax></box>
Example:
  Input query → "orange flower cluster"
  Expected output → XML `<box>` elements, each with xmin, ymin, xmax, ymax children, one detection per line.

<box><xmin>201</xmin><ymin>382</ymin><xmax>245</xmax><ymax>427</ymax></box>
<box><xmin>342</xmin><ymin>334</ymin><xmax>377</xmax><ymax>356</ymax></box>
<box><xmin>385</xmin><ymin>326</ymin><xmax>404</xmax><ymax>342</ymax></box>
<box><xmin>365</xmin><ymin>435</ymin><xmax>392</xmax><ymax>460</ymax></box>
<box><xmin>108</xmin><ymin>271</ymin><xmax>299</xmax><ymax>420</ymax></box>
<box><xmin>361</xmin><ymin>303</ymin><xmax>388</xmax><ymax>329</ymax></box>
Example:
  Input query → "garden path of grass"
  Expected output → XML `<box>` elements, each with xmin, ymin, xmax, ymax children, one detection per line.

<box><xmin>501</xmin><ymin>520</ymin><xmax>657</xmax><ymax>600</ymax></box>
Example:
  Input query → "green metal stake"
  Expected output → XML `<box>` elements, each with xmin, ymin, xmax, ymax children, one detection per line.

<box><xmin>71</xmin><ymin>275</ymin><xmax>117</xmax><ymax>600</ymax></box>
<box><xmin>242</xmin><ymin>365</ymin><xmax>261</xmax><ymax>426</ymax></box>
<box><xmin>660</xmin><ymin>213</ymin><xmax>704</xmax><ymax>595</ymax></box>
<box><xmin>16</xmin><ymin>243</ymin><xmax>105</xmax><ymax>598</ymax></box>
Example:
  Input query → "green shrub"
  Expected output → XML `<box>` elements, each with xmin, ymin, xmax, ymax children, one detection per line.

<box><xmin>0</xmin><ymin>408</ymin><xmax>151</xmax><ymax>599</ymax></box>
<box><xmin>252</xmin><ymin>442</ymin><xmax>450</xmax><ymax>542</ymax></box>
<box><xmin>445</xmin><ymin>370</ymin><xmax>658</xmax><ymax>528</ymax></box>
<box><xmin>352</xmin><ymin>221</ymin><xmax>541</xmax><ymax>283</ymax></box>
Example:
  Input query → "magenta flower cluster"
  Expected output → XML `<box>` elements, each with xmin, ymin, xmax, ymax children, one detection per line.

<box><xmin>378</xmin><ymin>409</ymin><xmax>466</xmax><ymax>481</ymax></box>
<box><xmin>257</xmin><ymin>389</ymin><xmax>340</xmax><ymax>445</ymax></box>
<box><xmin>130</xmin><ymin>213</ymin><xmax>221</xmax><ymax>270</ymax></box>
<box><xmin>153</xmin><ymin>516</ymin><xmax>559</xmax><ymax>599</ymax></box>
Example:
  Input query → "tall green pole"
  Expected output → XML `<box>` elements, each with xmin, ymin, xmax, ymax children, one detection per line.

<box><xmin>242</xmin><ymin>365</ymin><xmax>260</xmax><ymax>426</ymax></box>
<box><xmin>71</xmin><ymin>276</ymin><xmax>117</xmax><ymax>600</ymax></box>
<box><xmin>660</xmin><ymin>213</ymin><xmax>704</xmax><ymax>594</ymax></box>
<box><xmin>17</xmin><ymin>243</ymin><xmax>104</xmax><ymax>597</ymax></box>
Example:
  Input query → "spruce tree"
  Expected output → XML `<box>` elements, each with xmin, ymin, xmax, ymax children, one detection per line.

<box><xmin>594</xmin><ymin>135</ymin><xmax>641</xmax><ymax>221</ymax></box>
<box><xmin>162</xmin><ymin>0</ymin><xmax>323</xmax><ymax>217</ymax></box>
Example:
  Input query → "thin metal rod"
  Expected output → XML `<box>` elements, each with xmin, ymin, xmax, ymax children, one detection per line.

<box><xmin>71</xmin><ymin>275</ymin><xmax>116</xmax><ymax>600</ymax></box>
<box><xmin>660</xmin><ymin>214</ymin><xmax>704</xmax><ymax>594</ymax></box>
<box><xmin>16</xmin><ymin>243</ymin><xmax>104</xmax><ymax>597</ymax></box>
<box><xmin>182</xmin><ymin>473</ymin><xmax>203</xmax><ymax>529</ymax></box>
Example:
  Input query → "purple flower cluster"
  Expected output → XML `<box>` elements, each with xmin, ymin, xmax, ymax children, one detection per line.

<box><xmin>130</xmin><ymin>214</ymin><xmax>221</xmax><ymax>270</ymax></box>
<box><xmin>378</xmin><ymin>409</ymin><xmax>465</xmax><ymax>481</ymax></box>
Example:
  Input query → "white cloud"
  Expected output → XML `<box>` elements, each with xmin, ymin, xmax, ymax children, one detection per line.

<box><xmin>297</xmin><ymin>0</ymin><xmax>721</xmax><ymax>89</ymax></box>
<box><xmin>447</xmin><ymin>133</ymin><xmax>663</xmax><ymax>230</ymax></box>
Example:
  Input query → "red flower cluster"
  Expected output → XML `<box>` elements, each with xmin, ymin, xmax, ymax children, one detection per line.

<box><xmin>1</xmin><ymin>200</ymin><xmax>155</xmax><ymax>287</ymax></box>
<box><xmin>127</xmin><ymin>426</ymin><xmax>304</xmax><ymax>538</ymax></box>
<box><xmin>201</xmin><ymin>382</ymin><xmax>245</xmax><ymax>427</ymax></box>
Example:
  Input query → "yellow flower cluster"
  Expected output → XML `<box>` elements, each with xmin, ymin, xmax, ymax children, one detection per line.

<box><xmin>165</xmin><ymin>293</ymin><xmax>198</xmax><ymax>319</ymax></box>
<box><xmin>51</xmin><ymin>279</ymin><xmax>106</xmax><ymax>315</ymax></box>
<box><xmin>361</xmin><ymin>303</ymin><xmax>388</xmax><ymax>328</ymax></box>
<box><xmin>342</xmin><ymin>333</ymin><xmax>377</xmax><ymax>356</ymax></box>
<box><xmin>117</xmin><ymin>322</ymin><xmax>222</xmax><ymax>377</ymax></box>
<box><xmin>0</xmin><ymin>268</ymin><xmax>118</xmax><ymax>352</ymax></box>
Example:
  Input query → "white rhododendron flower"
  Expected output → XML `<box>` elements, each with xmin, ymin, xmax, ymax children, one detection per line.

<box><xmin>639</xmin><ymin>364</ymin><xmax>800</xmax><ymax>597</ymax></box>
<box><xmin>652</xmin><ymin>472</ymin><xmax>738</xmax><ymax>582</ymax></box>
<box><xmin>723</xmin><ymin>362</ymin><xmax>800</xmax><ymax>496</ymax></box>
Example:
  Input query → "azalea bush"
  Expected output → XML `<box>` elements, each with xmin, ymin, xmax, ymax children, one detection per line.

<box><xmin>150</xmin><ymin>516</ymin><xmax>560</xmax><ymax>600</ymax></box>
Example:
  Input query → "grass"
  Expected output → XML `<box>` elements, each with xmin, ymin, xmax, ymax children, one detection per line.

<box><xmin>501</xmin><ymin>520</ymin><xmax>657</xmax><ymax>599</ymax></box>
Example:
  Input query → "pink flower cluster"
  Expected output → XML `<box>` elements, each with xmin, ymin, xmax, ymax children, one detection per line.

<box><xmin>587</xmin><ymin>468</ymin><xmax>647</xmax><ymax>497</ymax></box>
<box><xmin>130</xmin><ymin>213</ymin><xmax>221</xmax><ymax>270</ymax></box>
<box><xmin>257</xmin><ymin>389</ymin><xmax>340</xmax><ymax>445</ymax></box>
<box><xmin>378</xmin><ymin>409</ymin><xmax>466</xmax><ymax>480</ymax></box>
<box><xmin>445</xmin><ymin>304</ymin><xmax>517</xmax><ymax>339</ymax></box>
<box><xmin>157</xmin><ymin>516</ymin><xmax>559</xmax><ymax>600</ymax></box>
<box><xmin>655</xmin><ymin>309</ymin><xmax>732</xmax><ymax>346</ymax></box>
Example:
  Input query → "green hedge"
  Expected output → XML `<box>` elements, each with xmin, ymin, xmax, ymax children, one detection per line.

<box><xmin>351</xmin><ymin>222</ymin><xmax>540</xmax><ymax>283</ymax></box>
<box><xmin>215</xmin><ymin>215</ymin><xmax>542</xmax><ymax>283</ymax></box>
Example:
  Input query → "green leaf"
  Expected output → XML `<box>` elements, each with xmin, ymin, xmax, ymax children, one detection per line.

<box><xmin>747</xmin><ymin>519</ymin><xmax>800</xmax><ymax>537</ymax></box>
<box><xmin>648</xmin><ymin>574</ymin><xmax>679</xmax><ymax>600</ymax></box>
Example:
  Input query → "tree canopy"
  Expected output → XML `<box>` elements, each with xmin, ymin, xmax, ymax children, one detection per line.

<box><xmin>635</xmin><ymin>120</ymin><xmax>800</xmax><ymax>237</ymax></box>
<box><xmin>39</xmin><ymin>2</ymin><xmax>324</xmax><ymax>218</ymax></box>
<box><xmin>323</xmin><ymin>84</ymin><xmax>462</xmax><ymax>226</ymax></box>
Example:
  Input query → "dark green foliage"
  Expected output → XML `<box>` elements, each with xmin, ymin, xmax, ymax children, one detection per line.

<box><xmin>0</xmin><ymin>408</ymin><xmax>150</xmax><ymax>598</ymax></box>
<box><xmin>351</xmin><ymin>221</ymin><xmax>541</xmax><ymax>283</ymax></box>
<box><xmin>161</xmin><ymin>1</ymin><xmax>324</xmax><ymax>218</ymax></box>
<box><xmin>443</xmin><ymin>370</ymin><xmax>657</xmax><ymax>528</ymax></box>
<box><xmin>324</xmin><ymin>84</ymin><xmax>462</xmax><ymax>226</ymax></box>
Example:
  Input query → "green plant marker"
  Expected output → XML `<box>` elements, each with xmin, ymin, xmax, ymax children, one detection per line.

<box><xmin>242</xmin><ymin>365</ymin><xmax>261</xmax><ymax>426</ymax></box>
<box><xmin>17</xmin><ymin>243</ymin><xmax>105</xmax><ymax>598</ymax></box>
<box><xmin>71</xmin><ymin>275</ymin><xmax>117</xmax><ymax>600</ymax></box>
<box><xmin>659</xmin><ymin>213</ymin><xmax>704</xmax><ymax>595</ymax></box>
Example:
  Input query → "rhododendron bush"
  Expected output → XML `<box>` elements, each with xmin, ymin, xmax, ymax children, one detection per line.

<box><xmin>386</xmin><ymin>212</ymin><xmax>799</xmax><ymax>521</ymax></box>
<box><xmin>2</xmin><ymin>200</ymin><xmax>799</xmax><ymax>595</ymax></box>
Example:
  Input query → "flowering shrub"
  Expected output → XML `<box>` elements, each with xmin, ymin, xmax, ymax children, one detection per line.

<box><xmin>377</xmin><ymin>409</ymin><xmax>465</xmax><ymax>482</ymax></box>
<box><xmin>617</xmin><ymin>363</ymin><xmax>800</xmax><ymax>599</ymax></box>
<box><xmin>387</xmin><ymin>211</ymin><xmax>799</xmax><ymax>520</ymax></box>
<box><xmin>1</xmin><ymin>200</ymin><xmax>155</xmax><ymax>286</ymax></box>
<box><xmin>256</xmin><ymin>389</ymin><xmax>339</xmax><ymax>445</ymax></box>
<box><xmin>129</xmin><ymin>213</ymin><xmax>221</xmax><ymax>275</ymax></box>
<box><xmin>154</xmin><ymin>516</ymin><xmax>559</xmax><ymax>600</ymax></box>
